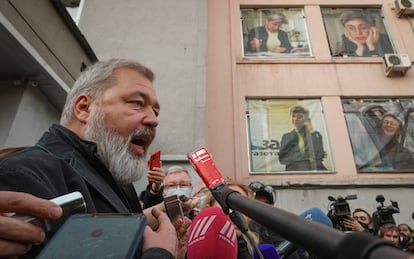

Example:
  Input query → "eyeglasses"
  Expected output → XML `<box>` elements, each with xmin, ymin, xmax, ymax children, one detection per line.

<box><xmin>345</xmin><ymin>24</ymin><xmax>370</xmax><ymax>33</ymax></box>
<box><xmin>383</xmin><ymin>119</ymin><xmax>400</xmax><ymax>127</ymax></box>
<box><xmin>262</xmin><ymin>185</ymin><xmax>275</xmax><ymax>194</ymax></box>
<box><xmin>249</xmin><ymin>181</ymin><xmax>265</xmax><ymax>192</ymax></box>
<box><xmin>249</xmin><ymin>181</ymin><xmax>274</xmax><ymax>194</ymax></box>
<box><xmin>193</xmin><ymin>186</ymin><xmax>209</xmax><ymax>197</ymax></box>
<box><xmin>164</xmin><ymin>183</ymin><xmax>192</xmax><ymax>191</ymax></box>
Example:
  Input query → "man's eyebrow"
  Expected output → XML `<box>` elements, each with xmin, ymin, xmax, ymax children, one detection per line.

<box><xmin>130</xmin><ymin>90</ymin><xmax>160</xmax><ymax>110</ymax></box>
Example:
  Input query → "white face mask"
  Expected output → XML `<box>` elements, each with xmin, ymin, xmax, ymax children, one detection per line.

<box><xmin>196</xmin><ymin>195</ymin><xmax>207</xmax><ymax>211</ymax></box>
<box><xmin>165</xmin><ymin>187</ymin><xmax>192</xmax><ymax>198</ymax></box>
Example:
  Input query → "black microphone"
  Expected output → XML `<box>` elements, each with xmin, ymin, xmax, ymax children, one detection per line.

<box><xmin>277</xmin><ymin>208</ymin><xmax>333</xmax><ymax>259</ymax></box>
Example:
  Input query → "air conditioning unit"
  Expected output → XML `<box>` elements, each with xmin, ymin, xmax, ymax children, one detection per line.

<box><xmin>383</xmin><ymin>53</ymin><xmax>412</xmax><ymax>77</ymax></box>
<box><xmin>395</xmin><ymin>0</ymin><xmax>414</xmax><ymax>17</ymax></box>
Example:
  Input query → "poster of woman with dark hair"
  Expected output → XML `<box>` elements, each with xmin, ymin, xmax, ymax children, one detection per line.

<box><xmin>321</xmin><ymin>8</ymin><xmax>395</xmax><ymax>57</ymax></box>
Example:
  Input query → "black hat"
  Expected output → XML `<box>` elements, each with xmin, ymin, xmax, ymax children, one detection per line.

<box><xmin>249</xmin><ymin>181</ymin><xmax>275</xmax><ymax>205</ymax></box>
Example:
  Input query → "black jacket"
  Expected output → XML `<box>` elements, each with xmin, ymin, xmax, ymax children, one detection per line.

<box><xmin>245</xmin><ymin>26</ymin><xmax>293</xmax><ymax>53</ymax></box>
<box><xmin>0</xmin><ymin>124</ymin><xmax>174</xmax><ymax>258</ymax></box>
<box><xmin>278</xmin><ymin>128</ymin><xmax>327</xmax><ymax>171</ymax></box>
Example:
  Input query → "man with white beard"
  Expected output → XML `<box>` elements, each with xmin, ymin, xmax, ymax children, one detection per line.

<box><xmin>0</xmin><ymin>59</ymin><xmax>189</xmax><ymax>258</ymax></box>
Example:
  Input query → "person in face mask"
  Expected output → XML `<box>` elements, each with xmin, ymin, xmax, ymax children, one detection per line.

<box><xmin>342</xmin><ymin>208</ymin><xmax>376</xmax><ymax>235</ymax></box>
<box><xmin>162</xmin><ymin>166</ymin><xmax>195</xmax><ymax>259</ymax></box>
<box><xmin>191</xmin><ymin>183</ymin><xmax>209</xmax><ymax>217</ymax></box>
<box><xmin>163</xmin><ymin>166</ymin><xmax>193</xmax><ymax>198</ymax></box>
<box><xmin>143</xmin><ymin>165</ymin><xmax>198</xmax><ymax>218</ymax></box>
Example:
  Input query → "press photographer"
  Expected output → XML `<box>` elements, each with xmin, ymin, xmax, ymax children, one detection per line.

<box><xmin>327</xmin><ymin>194</ymin><xmax>357</xmax><ymax>232</ymax></box>
<box><xmin>342</xmin><ymin>208</ymin><xmax>377</xmax><ymax>235</ymax></box>
<box><xmin>372</xmin><ymin>194</ymin><xmax>400</xmax><ymax>233</ymax></box>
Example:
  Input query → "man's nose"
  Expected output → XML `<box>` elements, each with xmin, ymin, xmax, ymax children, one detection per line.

<box><xmin>143</xmin><ymin>108</ymin><xmax>159</xmax><ymax>127</ymax></box>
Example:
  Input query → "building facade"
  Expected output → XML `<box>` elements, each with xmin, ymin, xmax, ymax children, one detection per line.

<box><xmin>1</xmin><ymin>0</ymin><xmax>413</xmax><ymax>224</ymax></box>
<box><xmin>65</xmin><ymin>0</ymin><xmax>414</xmax><ymax>224</ymax></box>
<box><xmin>206</xmin><ymin>0</ymin><xmax>414</xmax><ymax>223</ymax></box>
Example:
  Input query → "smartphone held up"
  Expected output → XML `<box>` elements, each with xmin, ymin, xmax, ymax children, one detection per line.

<box><xmin>149</xmin><ymin>149</ymin><xmax>161</xmax><ymax>170</ymax></box>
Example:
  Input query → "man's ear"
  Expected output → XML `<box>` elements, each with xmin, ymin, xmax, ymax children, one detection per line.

<box><xmin>73</xmin><ymin>95</ymin><xmax>93</xmax><ymax>123</ymax></box>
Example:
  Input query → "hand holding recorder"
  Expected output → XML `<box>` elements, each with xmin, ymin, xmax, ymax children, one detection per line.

<box><xmin>0</xmin><ymin>191</ymin><xmax>63</xmax><ymax>258</ymax></box>
<box><xmin>13</xmin><ymin>191</ymin><xmax>86</xmax><ymax>234</ymax></box>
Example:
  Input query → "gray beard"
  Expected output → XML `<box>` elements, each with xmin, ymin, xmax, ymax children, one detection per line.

<box><xmin>84</xmin><ymin>108</ymin><xmax>150</xmax><ymax>185</ymax></box>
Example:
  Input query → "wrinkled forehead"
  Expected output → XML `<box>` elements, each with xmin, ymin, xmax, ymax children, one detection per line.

<box><xmin>164</xmin><ymin>171</ymin><xmax>191</xmax><ymax>183</ymax></box>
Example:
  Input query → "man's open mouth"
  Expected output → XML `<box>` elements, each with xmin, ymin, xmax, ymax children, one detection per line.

<box><xmin>130</xmin><ymin>135</ymin><xmax>153</xmax><ymax>150</ymax></box>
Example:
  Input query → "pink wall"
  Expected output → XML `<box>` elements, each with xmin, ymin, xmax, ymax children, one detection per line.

<box><xmin>207</xmin><ymin>0</ymin><xmax>414</xmax><ymax>185</ymax></box>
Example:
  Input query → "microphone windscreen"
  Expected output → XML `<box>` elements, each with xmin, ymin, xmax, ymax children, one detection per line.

<box><xmin>254</xmin><ymin>244</ymin><xmax>281</xmax><ymax>259</ymax></box>
<box><xmin>186</xmin><ymin>207</ymin><xmax>238</xmax><ymax>259</ymax></box>
<box><xmin>299</xmin><ymin>207</ymin><xmax>333</xmax><ymax>227</ymax></box>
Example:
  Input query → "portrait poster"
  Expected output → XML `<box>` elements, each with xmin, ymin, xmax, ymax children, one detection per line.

<box><xmin>321</xmin><ymin>8</ymin><xmax>395</xmax><ymax>57</ymax></box>
<box><xmin>246</xmin><ymin>99</ymin><xmax>334</xmax><ymax>173</ymax></box>
<box><xmin>241</xmin><ymin>8</ymin><xmax>312</xmax><ymax>57</ymax></box>
<box><xmin>342</xmin><ymin>99</ymin><xmax>414</xmax><ymax>172</ymax></box>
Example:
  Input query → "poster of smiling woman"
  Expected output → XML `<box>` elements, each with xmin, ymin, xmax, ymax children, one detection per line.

<box><xmin>342</xmin><ymin>99</ymin><xmax>414</xmax><ymax>172</ymax></box>
<box><xmin>246</xmin><ymin>99</ymin><xmax>334</xmax><ymax>173</ymax></box>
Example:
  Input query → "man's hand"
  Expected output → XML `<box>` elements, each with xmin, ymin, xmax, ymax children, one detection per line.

<box><xmin>147</xmin><ymin>167</ymin><xmax>164</xmax><ymax>194</ymax></box>
<box><xmin>342</xmin><ymin>216</ymin><xmax>365</xmax><ymax>232</ymax></box>
<box><xmin>143</xmin><ymin>207</ymin><xmax>177</xmax><ymax>257</ymax></box>
<box><xmin>173</xmin><ymin>216</ymin><xmax>192</xmax><ymax>259</ymax></box>
<box><xmin>0</xmin><ymin>191</ymin><xmax>63</xmax><ymax>258</ymax></box>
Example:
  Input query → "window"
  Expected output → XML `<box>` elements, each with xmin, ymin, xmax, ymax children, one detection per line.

<box><xmin>321</xmin><ymin>8</ymin><xmax>395</xmax><ymax>57</ymax></box>
<box><xmin>246</xmin><ymin>99</ymin><xmax>333</xmax><ymax>173</ymax></box>
<box><xmin>241</xmin><ymin>8</ymin><xmax>312</xmax><ymax>57</ymax></box>
<box><xmin>342</xmin><ymin>98</ymin><xmax>414</xmax><ymax>172</ymax></box>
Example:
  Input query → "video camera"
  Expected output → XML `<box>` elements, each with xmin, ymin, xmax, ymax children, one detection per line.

<box><xmin>372</xmin><ymin>194</ymin><xmax>399</xmax><ymax>231</ymax></box>
<box><xmin>328</xmin><ymin>194</ymin><xmax>357</xmax><ymax>232</ymax></box>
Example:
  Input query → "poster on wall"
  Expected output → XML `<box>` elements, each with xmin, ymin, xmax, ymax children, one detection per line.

<box><xmin>342</xmin><ymin>99</ymin><xmax>414</xmax><ymax>172</ymax></box>
<box><xmin>246</xmin><ymin>99</ymin><xmax>334</xmax><ymax>173</ymax></box>
<box><xmin>321</xmin><ymin>8</ymin><xmax>395</xmax><ymax>57</ymax></box>
<box><xmin>241</xmin><ymin>8</ymin><xmax>312</xmax><ymax>57</ymax></box>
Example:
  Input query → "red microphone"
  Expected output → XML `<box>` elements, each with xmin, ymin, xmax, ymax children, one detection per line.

<box><xmin>188</xmin><ymin>147</ymin><xmax>238</xmax><ymax>214</ymax></box>
<box><xmin>188</xmin><ymin>147</ymin><xmax>225</xmax><ymax>189</ymax></box>
<box><xmin>186</xmin><ymin>207</ymin><xmax>238</xmax><ymax>259</ymax></box>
